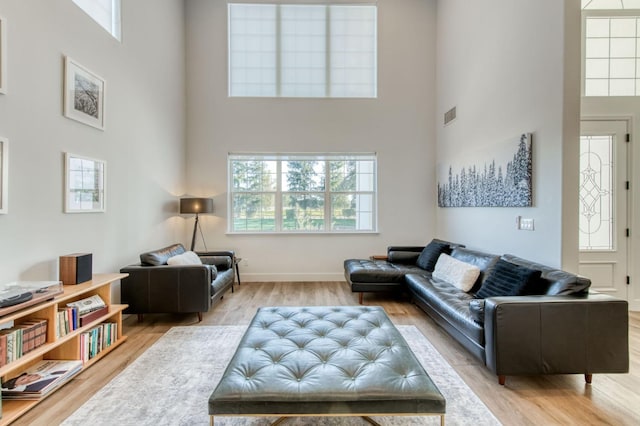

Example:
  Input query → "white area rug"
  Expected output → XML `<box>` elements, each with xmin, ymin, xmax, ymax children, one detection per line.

<box><xmin>62</xmin><ymin>325</ymin><xmax>501</xmax><ymax>426</ymax></box>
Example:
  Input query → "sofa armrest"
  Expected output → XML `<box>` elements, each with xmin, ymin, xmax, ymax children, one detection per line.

<box><xmin>483</xmin><ymin>294</ymin><xmax>629</xmax><ymax>377</ymax></box>
<box><xmin>197</xmin><ymin>251</ymin><xmax>234</xmax><ymax>271</ymax></box>
<box><xmin>386</xmin><ymin>246</ymin><xmax>424</xmax><ymax>264</ymax></box>
<box><xmin>119</xmin><ymin>264</ymin><xmax>212</xmax><ymax>314</ymax></box>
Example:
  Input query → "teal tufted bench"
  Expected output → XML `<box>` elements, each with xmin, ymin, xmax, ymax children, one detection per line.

<box><xmin>209</xmin><ymin>306</ymin><xmax>446</xmax><ymax>425</ymax></box>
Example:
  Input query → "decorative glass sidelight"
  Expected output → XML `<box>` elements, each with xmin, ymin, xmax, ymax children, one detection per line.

<box><xmin>579</xmin><ymin>135</ymin><xmax>614</xmax><ymax>251</ymax></box>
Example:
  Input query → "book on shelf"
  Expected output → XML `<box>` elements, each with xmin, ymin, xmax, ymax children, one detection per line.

<box><xmin>0</xmin><ymin>319</ymin><xmax>47</xmax><ymax>366</ymax></box>
<box><xmin>1</xmin><ymin>359</ymin><xmax>82</xmax><ymax>400</ymax></box>
<box><xmin>80</xmin><ymin>323</ymin><xmax>117</xmax><ymax>363</ymax></box>
<box><xmin>66</xmin><ymin>295</ymin><xmax>106</xmax><ymax>316</ymax></box>
<box><xmin>56</xmin><ymin>307</ymin><xmax>79</xmax><ymax>338</ymax></box>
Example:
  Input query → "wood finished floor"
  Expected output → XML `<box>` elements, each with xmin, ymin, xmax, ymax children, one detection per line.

<box><xmin>16</xmin><ymin>281</ymin><xmax>640</xmax><ymax>426</ymax></box>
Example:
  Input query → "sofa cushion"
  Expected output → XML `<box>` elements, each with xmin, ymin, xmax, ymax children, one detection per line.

<box><xmin>344</xmin><ymin>259</ymin><xmax>424</xmax><ymax>284</ymax></box>
<box><xmin>416</xmin><ymin>240</ymin><xmax>452</xmax><ymax>272</ymax></box>
<box><xmin>140</xmin><ymin>244</ymin><xmax>186</xmax><ymax>266</ymax></box>
<box><xmin>450</xmin><ymin>247</ymin><xmax>500</xmax><ymax>292</ymax></box>
<box><xmin>167</xmin><ymin>251</ymin><xmax>202</xmax><ymax>265</ymax></box>
<box><xmin>502</xmin><ymin>254</ymin><xmax>591</xmax><ymax>295</ymax></box>
<box><xmin>475</xmin><ymin>259</ymin><xmax>542</xmax><ymax>299</ymax></box>
<box><xmin>432</xmin><ymin>254</ymin><xmax>480</xmax><ymax>292</ymax></box>
<box><xmin>405</xmin><ymin>273</ymin><xmax>484</xmax><ymax>346</ymax></box>
<box><xmin>468</xmin><ymin>299</ymin><xmax>485</xmax><ymax>324</ymax></box>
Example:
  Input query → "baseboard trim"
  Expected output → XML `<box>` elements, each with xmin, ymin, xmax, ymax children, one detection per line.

<box><xmin>240</xmin><ymin>272</ymin><xmax>345</xmax><ymax>282</ymax></box>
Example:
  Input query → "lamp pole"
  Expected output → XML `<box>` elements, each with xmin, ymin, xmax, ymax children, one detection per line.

<box><xmin>190</xmin><ymin>213</ymin><xmax>200</xmax><ymax>251</ymax></box>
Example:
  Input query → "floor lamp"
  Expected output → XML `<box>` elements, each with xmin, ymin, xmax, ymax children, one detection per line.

<box><xmin>180</xmin><ymin>197</ymin><xmax>214</xmax><ymax>251</ymax></box>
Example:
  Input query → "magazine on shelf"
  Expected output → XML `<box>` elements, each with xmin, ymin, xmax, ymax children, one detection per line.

<box><xmin>1</xmin><ymin>359</ymin><xmax>82</xmax><ymax>399</ymax></box>
<box><xmin>66</xmin><ymin>294</ymin><xmax>106</xmax><ymax>315</ymax></box>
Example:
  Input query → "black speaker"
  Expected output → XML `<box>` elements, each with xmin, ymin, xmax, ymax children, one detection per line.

<box><xmin>59</xmin><ymin>253</ymin><xmax>93</xmax><ymax>285</ymax></box>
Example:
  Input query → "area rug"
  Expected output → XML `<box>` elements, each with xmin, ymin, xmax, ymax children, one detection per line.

<box><xmin>62</xmin><ymin>325</ymin><xmax>501</xmax><ymax>426</ymax></box>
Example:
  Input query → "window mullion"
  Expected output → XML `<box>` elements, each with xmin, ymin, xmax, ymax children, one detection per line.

<box><xmin>276</xmin><ymin>159</ymin><xmax>282</xmax><ymax>231</ymax></box>
<box><xmin>325</xmin><ymin>160</ymin><xmax>331</xmax><ymax>231</ymax></box>
<box><xmin>325</xmin><ymin>5</ymin><xmax>331</xmax><ymax>97</ymax></box>
<box><xmin>276</xmin><ymin>5</ymin><xmax>282</xmax><ymax>97</ymax></box>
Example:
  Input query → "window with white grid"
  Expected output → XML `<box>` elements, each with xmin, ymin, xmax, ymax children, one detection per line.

<box><xmin>228</xmin><ymin>3</ymin><xmax>377</xmax><ymax>98</ymax></box>
<box><xmin>584</xmin><ymin>15</ymin><xmax>640</xmax><ymax>96</ymax></box>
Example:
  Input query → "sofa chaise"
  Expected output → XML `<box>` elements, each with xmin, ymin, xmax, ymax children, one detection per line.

<box><xmin>344</xmin><ymin>239</ymin><xmax>629</xmax><ymax>385</ymax></box>
<box><xmin>120</xmin><ymin>243</ymin><xmax>235</xmax><ymax>321</ymax></box>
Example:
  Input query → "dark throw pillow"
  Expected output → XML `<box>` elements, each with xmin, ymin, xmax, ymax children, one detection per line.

<box><xmin>416</xmin><ymin>240</ymin><xmax>451</xmax><ymax>272</ymax></box>
<box><xmin>475</xmin><ymin>258</ymin><xmax>542</xmax><ymax>299</ymax></box>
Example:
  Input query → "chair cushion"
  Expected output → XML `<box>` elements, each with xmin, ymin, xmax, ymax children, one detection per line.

<box><xmin>475</xmin><ymin>259</ymin><xmax>542</xmax><ymax>298</ymax></box>
<box><xmin>416</xmin><ymin>240</ymin><xmax>451</xmax><ymax>272</ymax></box>
<box><xmin>432</xmin><ymin>253</ymin><xmax>480</xmax><ymax>292</ymax></box>
<box><xmin>167</xmin><ymin>251</ymin><xmax>202</xmax><ymax>265</ymax></box>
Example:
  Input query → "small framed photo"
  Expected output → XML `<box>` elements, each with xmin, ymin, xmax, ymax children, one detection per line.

<box><xmin>65</xmin><ymin>153</ymin><xmax>106</xmax><ymax>213</ymax></box>
<box><xmin>0</xmin><ymin>137</ymin><xmax>8</xmax><ymax>214</ymax></box>
<box><xmin>0</xmin><ymin>16</ymin><xmax>6</xmax><ymax>94</ymax></box>
<box><xmin>63</xmin><ymin>56</ymin><xmax>105</xmax><ymax>130</ymax></box>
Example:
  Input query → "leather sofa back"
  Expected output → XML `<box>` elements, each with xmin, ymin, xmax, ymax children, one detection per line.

<box><xmin>140</xmin><ymin>243</ymin><xmax>186</xmax><ymax>266</ymax></box>
<box><xmin>502</xmin><ymin>254</ymin><xmax>591</xmax><ymax>295</ymax></box>
<box><xmin>450</xmin><ymin>247</ymin><xmax>499</xmax><ymax>293</ymax></box>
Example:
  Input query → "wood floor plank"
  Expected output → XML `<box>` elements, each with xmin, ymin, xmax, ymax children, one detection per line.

<box><xmin>12</xmin><ymin>281</ymin><xmax>640</xmax><ymax>425</ymax></box>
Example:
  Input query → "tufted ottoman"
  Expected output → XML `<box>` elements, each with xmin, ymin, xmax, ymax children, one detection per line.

<box><xmin>208</xmin><ymin>306</ymin><xmax>445</xmax><ymax>425</ymax></box>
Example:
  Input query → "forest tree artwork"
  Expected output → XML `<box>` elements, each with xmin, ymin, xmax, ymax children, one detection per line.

<box><xmin>438</xmin><ymin>133</ymin><xmax>532</xmax><ymax>207</ymax></box>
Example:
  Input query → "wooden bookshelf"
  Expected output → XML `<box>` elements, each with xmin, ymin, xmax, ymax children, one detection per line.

<box><xmin>0</xmin><ymin>273</ymin><xmax>128</xmax><ymax>425</ymax></box>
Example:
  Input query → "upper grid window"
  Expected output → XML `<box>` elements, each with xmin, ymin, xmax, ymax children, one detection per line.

<box><xmin>229</xmin><ymin>153</ymin><xmax>377</xmax><ymax>233</ymax></box>
<box><xmin>72</xmin><ymin>0</ymin><xmax>121</xmax><ymax>41</ymax></box>
<box><xmin>584</xmin><ymin>15</ymin><xmax>640</xmax><ymax>96</ymax></box>
<box><xmin>228</xmin><ymin>3</ymin><xmax>377</xmax><ymax>98</ymax></box>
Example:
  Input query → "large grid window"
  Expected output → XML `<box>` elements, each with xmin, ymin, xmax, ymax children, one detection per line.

<box><xmin>584</xmin><ymin>15</ymin><xmax>640</xmax><ymax>96</ymax></box>
<box><xmin>228</xmin><ymin>3</ymin><xmax>377</xmax><ymax>98</ymax></box>
<box><xmin>72</xmin><ymin>0</ymin><xmax>121</xmax><ymax>40</ymax></box>
<box><xmin>229</xmin><ymin>153</ymin><xmax>377</xmax><ymax>233</ymax></box>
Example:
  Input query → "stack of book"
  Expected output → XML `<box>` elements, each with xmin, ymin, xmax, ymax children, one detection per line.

<box><xmin>0</xmin><ymin>319</ymin><xmax>48</xmax><ymax>366</ymax></box>
<box><xmin>1</xmin><ymin>359</ymin><xmax>83</xmax><ymax>400</ymax></box>
<box><xmin>66</xmin><ymin>295</ymin><xmax>109</xmax><ymax>327</ymax></box>
<box><xmin>80</xmin><ymin>323</ymin><xmax>117</xmax><ymax>362</ymax></box>
<box><xmin>56</xmin><ymin>306</ymin><xmax>79</xmax><ymax>338</ymax></box>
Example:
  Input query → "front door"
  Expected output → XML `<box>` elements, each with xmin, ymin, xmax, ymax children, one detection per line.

<box><xmin>578</xmin><ymin>119</ymin><xmax>629</xmax><ymax>300</ymax></box>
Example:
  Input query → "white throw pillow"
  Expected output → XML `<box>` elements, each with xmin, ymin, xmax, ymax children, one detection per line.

<box><xmin>167</xmin><ymin>251</ymin><xmax>202</xmax><ymax>266</ymax></box>
<box><xmin>432</xmin><ymin>253</ymin><xmax>480</xmax><ymax>292</ymax></box>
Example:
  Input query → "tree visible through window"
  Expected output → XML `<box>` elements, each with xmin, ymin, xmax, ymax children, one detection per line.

<box><xmin>229</xmin><ymin>154</ymin><xmax>376</xmax><ymax>233</ymax></box>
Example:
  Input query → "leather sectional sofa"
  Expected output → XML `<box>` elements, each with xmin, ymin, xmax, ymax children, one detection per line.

<box><xmin>344</xmin><ymin>239</ymin><xmax>629</xmax><ymax>385</ymax></box>
<box><xmin>120</xmin><ymin>244</ymin><xmax>235</xmax><ymax>321</ymax></box>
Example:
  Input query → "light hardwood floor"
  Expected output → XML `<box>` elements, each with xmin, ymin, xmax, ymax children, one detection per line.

<box><xmin>15</xmin><ymin>281</ymin><xmax>640</xmax><ymax>425</ymax></box>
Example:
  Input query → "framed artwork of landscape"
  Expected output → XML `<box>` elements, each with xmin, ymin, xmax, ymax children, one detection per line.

<box><xmin>65</xmin><ymin>153</ymin><xmax>106</xmax><ymax>213</ymax></box>
<box><xmin>63</xmin><ymin>56</ymin><xmax>105</xmax><ymax>130</ymax></box>
<box><xmin>0</xmin><ymin>137</ymin><xmax>7</xmax><ymax>214</ymax></box>
<box><xmin>0</xmin><ymin>16</ymin><xmax>6</xmax><ymax>94</ymax></box>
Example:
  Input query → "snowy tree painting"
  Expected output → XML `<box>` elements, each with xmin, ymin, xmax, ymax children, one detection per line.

<box><xmin>438</xmin><ymin>133</ymin><xmax>532</xmax><ymax>207</ymax></box>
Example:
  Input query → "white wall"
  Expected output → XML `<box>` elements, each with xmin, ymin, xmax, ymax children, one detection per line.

<box><xmin>0</xmin><ymin>0</ymin><xmax>186</xmax><ymax>297</ymax></box>
<box><xmin>185</xmin><ymin>0</ymin><xmax>438</xmax><ymax>281</ymax></box>
<box><xmin>435</xmin><ymin>0</ymin><xmax>581</xmax><ymax>269</ymax></box>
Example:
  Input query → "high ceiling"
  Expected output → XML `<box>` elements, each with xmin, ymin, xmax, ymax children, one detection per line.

<box><xmin>582</xmin><ymin>0</ymin><xmax>640</xmax><ymax>8</ymax></box>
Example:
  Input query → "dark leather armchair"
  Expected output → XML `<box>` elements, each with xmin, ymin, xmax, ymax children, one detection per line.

<box><xmin>120</xmin><ymin>244</ymin><xmax>235</xmax><ymax>322</ymax></box>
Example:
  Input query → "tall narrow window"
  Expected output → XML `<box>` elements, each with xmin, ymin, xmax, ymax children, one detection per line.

<box><xmin>228</xmin><ymin>3</ymin><xmax>377</xmax><ymax>98</ymax></box>
<box><xmin>229</xmin><ymin>153</ymin><xmax>377</xmax><ymax>233</ymax></box>
<box><xmin>72</xmin><ymin>0</ymin><xmax>122</xmax><ymax>41</ymax></box>
<box><xmin>579</xmin><ymin>135</ymin><xmax>614</xmax><ymax>250</ymax></box>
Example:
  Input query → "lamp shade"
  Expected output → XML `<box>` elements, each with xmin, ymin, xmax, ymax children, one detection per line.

<box><xmin>180</xmin><ymin>198</ymin><xmax>213</xmax><ymax>215</ymax></box>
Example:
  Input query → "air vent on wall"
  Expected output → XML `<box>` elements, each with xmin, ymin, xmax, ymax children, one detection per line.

<box><xmin>444</xmin><ymin>106</ymin><xmax>457</xmax><ymax>126</ymax></box>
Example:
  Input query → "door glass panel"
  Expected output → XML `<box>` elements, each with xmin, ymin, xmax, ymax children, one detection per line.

<box><xmin>579</xmin><ymin>135</ymin><xmax>614</xmax><ymax>251</ymax></box>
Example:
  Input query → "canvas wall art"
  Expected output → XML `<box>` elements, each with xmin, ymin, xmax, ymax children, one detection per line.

<box><xmin>63</xmin><ymin>56</ymin><xmax>105</xmax><ymax>130</ymax></box>
<box><xmin>438</xmin><ymin>133</ymin><xmax>532</xmax><ymax>207</ymax></box>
